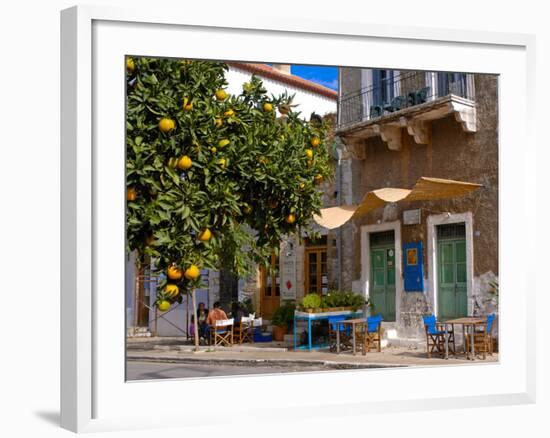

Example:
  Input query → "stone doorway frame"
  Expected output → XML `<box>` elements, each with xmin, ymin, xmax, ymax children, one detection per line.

<box><xmin>360</xmin><ymin>220</ymin><xmax>403</xmax><ymax>325</ymax></box>
<box><xmin>427</xmin><ymin>212</ymin><xmax>475</xmax><ymax>318</ymax></box>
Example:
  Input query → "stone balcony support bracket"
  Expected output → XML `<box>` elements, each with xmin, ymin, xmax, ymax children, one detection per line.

<box><xmin>373</xmin><ymin>124</ymin><xmax>402</xmax><ymax>151</ymax></box>
<box><xmin>450</xmin><ymin>100</ymin><xmax>477</xmax><ymax>133</ymax></box>
<box><xmin>402</xmin><ymin>118</ymin><xmax>432</xmax><ymax>145</ymax></box>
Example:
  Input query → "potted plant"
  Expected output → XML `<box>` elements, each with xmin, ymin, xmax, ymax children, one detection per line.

<box><xmin>271</xmin><ymin>301</ymin><xmax>296</xmax><ymax>341</ymax></box>
<box><xmin>301</xmin><ymin>293</ymin><xmax>321</xmax><ymax>313</ymax></box>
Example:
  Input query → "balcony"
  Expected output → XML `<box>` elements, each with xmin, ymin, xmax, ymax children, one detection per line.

<box><xmin>337</xmin><ymin>71</ymin><xmax>477</xmax><ymax>156</ymax></box>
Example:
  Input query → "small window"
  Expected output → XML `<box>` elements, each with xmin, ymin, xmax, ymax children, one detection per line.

<box><xmin>369</xmin><ymin>230</ymin><xmax>395</xmax><ymax>247</ymax></box>
<box><xmin>437</xmin><ymin>223</ymin><xmax>466</xmax><ymax>240</ymax></box>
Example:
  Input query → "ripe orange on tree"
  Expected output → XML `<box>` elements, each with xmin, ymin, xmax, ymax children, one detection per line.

<box><xmin>198</xmin><ymin>228</ymin><xmax>212</xmax><ymax>242</ymax></box>
<box><xmin>167</xmin><ymin>265</ymin><xmax>183</xmax><ymax>280</ymax></box>
<box><xmin>126</xmin><ymin>57</ymin><xmax>135</xmax><ymax>73</ymax></box>
<box><xmin>310</xmin><ymin>136</ymin><xmax>321</xmax><ymax>147</ymax></box>
<box><xmin>127</xmin><ymin>187</ymin><xmax>137</xmax><ymax>201</ymax></box>
<box><xmin>285</xmin><ymin>214</ymin><xmax>296</xmax><ymax>224</ymax></box>
<box><xmin>305</xmin><ymin>149</ymin><xmax>313</xmax><ymax>159</ymax></box>
<box><xmin>183</xmin><ymin>97</ymin><xmax>193</xmax><ymax>111</ymax></box>
<box><xmin>224</xmin><ymin>109</ymin><xmax>234</xmax><ymax>117</ymax></box>
<box><xmin>215</xmin><ymin>89</ymin><xmax>228</xmax><ymax>101</ymax></box>
<box><xmin>263</xmin><ymin>102</ymin><xmax>273</xmax><ymax>112</ymax></box>
<box><xmin>184</xmin><ymin>265</ymin><xmax>201</xmax><ymax>280</ymax></box>
<box><xmin>177</xmin><ymin>155</ymin><xmax>193</xmax><ymax>170</ymax></box>
<box><xmin>314</xmin><ymin>174</ymin><xmax>324</xmax><ymax>184</ymax></box>
<box><xmin>159</xmin><ymin>118</ymin><xmax>175</xmax><ymax>133</ymax></box>
<box><xmin>164</xmin><ymin>284</ymin><xmax>179</xmax><ymax>298</ymax></box>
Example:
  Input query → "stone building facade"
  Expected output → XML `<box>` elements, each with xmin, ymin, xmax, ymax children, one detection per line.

<box><xmin>332</xmin><ymin>68</ymin><xmax>499</xmax><ymax>341</ymax></box>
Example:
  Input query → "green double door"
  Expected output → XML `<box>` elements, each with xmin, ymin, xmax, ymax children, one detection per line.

<box><xmin>370</xmin><ymin>244</ymin><xmax>396</xmax><ymax>321</ymax></box>
<box><xmin>437</xmin><ymin>238</ymin><xmax>467</xmax><ymax>320</ymax></box>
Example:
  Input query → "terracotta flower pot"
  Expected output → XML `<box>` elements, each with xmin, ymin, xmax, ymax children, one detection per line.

<box><xmin>272</xmin><ymin>325</ymin><xmax>286</xmax><ymax>341</ymax></box>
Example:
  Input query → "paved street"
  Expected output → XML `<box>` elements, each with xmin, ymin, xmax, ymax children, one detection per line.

<box><xmin>127</xmin><ymin>360</ymin><xmax>327</xmax><ymax>380</ymax></box>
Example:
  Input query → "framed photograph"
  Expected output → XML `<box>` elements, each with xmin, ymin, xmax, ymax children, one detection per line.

<box><xmin>61</xmin><ymin>5</ymin><xmax>536</xmax><ymax>433</ymax></box>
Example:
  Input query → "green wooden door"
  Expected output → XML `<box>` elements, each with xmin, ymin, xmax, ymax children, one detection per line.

<box><xmin>437</xmin><ymin>239</ymin><xmax>467</xmax><ymax>319</ymax></box>
<box><xmin>370</xmin><ymin>246</ymin><xmax>396</xmax><ymax>321</ymax></box>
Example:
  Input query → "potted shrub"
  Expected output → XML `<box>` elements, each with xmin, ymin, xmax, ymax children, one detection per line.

<box><xmin>271</xmin><ymin>301</ymin><xmax>296</xmax><ymax>341</ymax></box>
<box><xmin>301</xmin><ymin>293</ymin><xmax>321</xmax><ymax>313</ymax></box>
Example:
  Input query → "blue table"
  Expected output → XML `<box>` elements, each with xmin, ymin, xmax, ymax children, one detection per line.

<box><xmin>293</xmin><ymin>310</ymin><xmax>363</xmax><ymax>351</ymax></box>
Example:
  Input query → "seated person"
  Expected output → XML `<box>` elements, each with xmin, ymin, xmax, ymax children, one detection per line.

<box><xmin>197</xmin><ymin>302</ymin><xmax>209</xmax><ymax>339</ymax></box>
<box><xmin>230</xmin><ymin>301</ymin><xmax>244</xmax><ymax>324</ymax></box>
<box><xmin>207</xmin><ymin>301</ymin><xmax>229</xmax><ymax>327</ymax></box>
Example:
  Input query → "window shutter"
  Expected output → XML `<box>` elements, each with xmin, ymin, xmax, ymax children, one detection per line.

<box><xmin>403</xmin><ymin>241</ymin><xmax>425</xmax><ymax>292</ymax></box>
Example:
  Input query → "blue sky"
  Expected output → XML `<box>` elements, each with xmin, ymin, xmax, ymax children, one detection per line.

<box><xmin>291</xmin><ymin>65</ymin><xmax>338</xmax><ymax>90</ymax></box>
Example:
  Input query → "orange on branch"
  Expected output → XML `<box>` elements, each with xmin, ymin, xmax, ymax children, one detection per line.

<box><xmin>164</xmin><ymin>284</ymin><xmax>179</xmax><ymax>298</ymax></box>
<box><xmin>167</xmin><ymin>265</ymin><xmax>183</xmax><ymax>280</ymax></box>
<box><xmin>126</xmin><ymin>187</ymin><xmax>137</xmax><ymax>201</ymax></box>
<box><xmin>198</xmin><ymin>228</ymin><xmax>212</xmax><ymax>242</ymax></box>
<box><xmin>310</xmin><ymin>137</ymin><xmax>321</xmax><ymax>147</ymax></box>
<box><xmin>126</xmin><ymin>58</ymin><xmax>135</xmax><ymax>73</ymax></box>
<box><xmin>263</xmin><ymin>102</ymin><xmax>273</xmax><ymax>112</ymax></box>
<box><xmin>285</xmin><ymin>214</ymin><xmax>296</xmax><ymax>224</ymax></box>
<box><xmin>218</xmin><ymin>139</ymin><xmax>230</xmax><ymax>148</ymax></box>
<box><xmin>157</xmin><ymin>300</ymin><xmax>171</xmax><ymax>312</ymax></box>
<box><xmin>159</xmin><ymin>118</ymin><xmax>175</xmax><ymax>133</ymax></box>
<box><xmin>184</xmin><ymin>265</ymin><xmax>201</xmax><ymax>280</ymax></box>
<box><xmin>215</xmin><ymin>89</ymin><xmax>228</xmax><ymax>101</ymax></box>
<box><xmin>177</xmin><ymin>155</ymin><xmax>193</xmax><ymax>170</ymax></box>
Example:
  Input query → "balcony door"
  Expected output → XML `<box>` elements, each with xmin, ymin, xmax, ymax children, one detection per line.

<box><xmin>437</xmin><ymin>72</ymin><xmax>469</xmax><ymax>98</ymax></box>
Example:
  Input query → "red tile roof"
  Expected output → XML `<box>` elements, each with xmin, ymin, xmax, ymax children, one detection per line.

<box><xmin>228</xmin><ymin>62</ymin><xmax>338</xmax><ymax>101</ymax></box>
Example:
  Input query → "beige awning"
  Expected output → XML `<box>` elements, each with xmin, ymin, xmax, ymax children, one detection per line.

<box><xmin>313</xmin><ymin>177</ymin><xmax>482</xmax><ymax>230</ymax></box>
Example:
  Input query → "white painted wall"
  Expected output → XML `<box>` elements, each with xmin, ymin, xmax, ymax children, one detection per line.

<box><xmin>226</xmin><ymin>67</ymin><xmax>336</xmax><ymax>118</ymax></box>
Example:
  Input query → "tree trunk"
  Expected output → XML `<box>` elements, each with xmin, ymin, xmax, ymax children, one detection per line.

<box><xmin>219</xmin><ymin>267</ymin><xmax>239</xmax><ymax>310</ymax></box>
<box><xmin>191</xmin><ymin>288</ymin><xmax>199</xmax><ymax>351</ymax></box>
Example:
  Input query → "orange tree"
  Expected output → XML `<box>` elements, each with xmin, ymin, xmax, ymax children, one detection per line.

<box><xmin>126</xmin><ymin>57</ymin><xmax>333</xmax><ymax>311</ymax></box>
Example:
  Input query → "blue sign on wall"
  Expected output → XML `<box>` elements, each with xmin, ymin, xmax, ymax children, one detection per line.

<box><xmin>403</xmin><ymin>241</ymin><xmax>424</xmax><ymax>292</ymax></box>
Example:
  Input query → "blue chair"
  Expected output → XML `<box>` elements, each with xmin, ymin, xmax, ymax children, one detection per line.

<box><xmin>422</xmin><ymin>314</ymin><xmax>455</xmax><ymax>358</ymax></box>
<box><xmin>466</xmin><ymin>313</ymin><xmax>496</xmax><ymax>359</ymax></box>
<box><xmin>360</xmin><ymin>315</ymin><xmax>383</xmax><ymax>354</ymax></box>
<box><xmin>328</xmin><ymin>316</ymin><xmax>351</xmax><ymax>352</ymax></box>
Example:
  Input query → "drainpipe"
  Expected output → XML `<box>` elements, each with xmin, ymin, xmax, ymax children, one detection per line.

<box><xmin>336</xmin><ymin>147</ymin><xmax>343</xmax><ymax>291</ymax></box>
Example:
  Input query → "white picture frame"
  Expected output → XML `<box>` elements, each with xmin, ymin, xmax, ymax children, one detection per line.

<box><xmin>60</xmin><ymin>5</ymin><xmax>536</xmax><ymax>433</ymax></box>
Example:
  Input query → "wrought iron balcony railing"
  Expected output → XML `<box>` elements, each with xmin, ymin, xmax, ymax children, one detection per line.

<box><xmin>338</xmin><ymin>71</ymin><xmax>474</xmax><ymax>129</ymax></box>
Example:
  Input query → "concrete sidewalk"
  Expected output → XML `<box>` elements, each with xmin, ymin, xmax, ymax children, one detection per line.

<box><xmin>126</xmin><ymin>341</ymin><xmax>499</xmax><ymax>369</ymax></box>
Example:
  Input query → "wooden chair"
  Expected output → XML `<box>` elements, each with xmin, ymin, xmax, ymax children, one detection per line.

<box><xmin>234</xmin><ymin>315</ymin><xmax>254</xmax><ymax>344</ymax></box>
<box><xmin>465</xmin><ymin>313</ymin><xmax>496</xmax><ymax>359</ymax></box>
<box><xmin>210</xmin><ymin>318</ymin><xmax>234</xmax><ymax>347</ymax></box>
<box><xmin>423</xmin><ymin>315</ymin><xmax>455</xmax><ymax>358</ymax></box>
<box><xmin>328</xmin><ymin>316</ymin><xmax>351</xmax><ymax>352</ymax></box>
<box><xmin>359</xmin><ymin>315</ymin><xmax>383</xmax><ymax>355</ymax></box>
